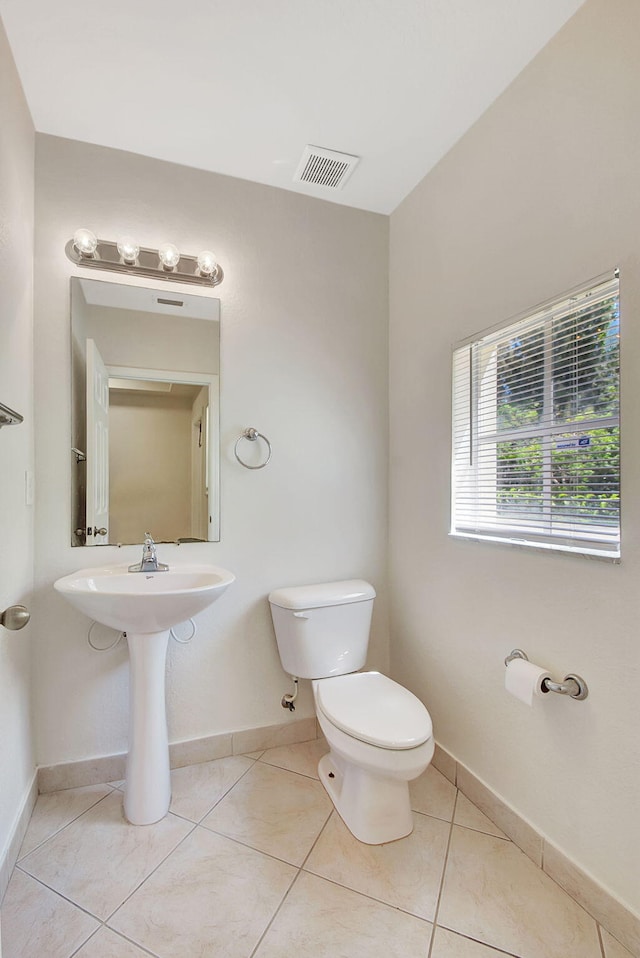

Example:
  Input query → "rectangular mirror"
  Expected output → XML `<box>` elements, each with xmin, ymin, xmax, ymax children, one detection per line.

<box><xmin>70</xmin><ymin>277</ymin><xmax>220</xmax><ymax>546</ymax></box>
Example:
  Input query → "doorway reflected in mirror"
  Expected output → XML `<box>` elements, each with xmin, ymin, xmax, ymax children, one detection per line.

<box><xmin>70</xmin><ymin>277</ymin><xmax>220</xmax><ymax>546</ymax></box>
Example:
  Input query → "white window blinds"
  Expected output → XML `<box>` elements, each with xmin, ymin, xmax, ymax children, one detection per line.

<box><xmin>451</xmin><ymin>275</ymin><xmax>620</xmax><ymax>558</ymax></box>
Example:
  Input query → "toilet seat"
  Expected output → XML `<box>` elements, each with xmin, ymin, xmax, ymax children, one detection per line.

<box><xmin>315</xmin><ymin>671</ymin><xmax>432</xmax><ymax>750</ymax></box>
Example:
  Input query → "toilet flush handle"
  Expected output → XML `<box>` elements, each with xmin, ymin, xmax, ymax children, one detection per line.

<box><xmin>293</xmin><ymin>611</ymin><xmax>309</xmax><ymax>619</ymax></box>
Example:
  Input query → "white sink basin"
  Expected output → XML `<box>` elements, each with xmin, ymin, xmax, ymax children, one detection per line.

<box><xmin>53</xmin><ymin>561</ymin><xmax>235</xmax><ymax>827</ymax></box>
<box><xmin>54</xmin><ymin>562</ymin><xmax>235</xmax><ymax>633</ymax></box>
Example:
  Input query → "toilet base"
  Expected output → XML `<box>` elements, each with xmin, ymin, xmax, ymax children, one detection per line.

<box><xmin>318</xmin><ymin>752</ymin><xmax>414</xmax><ymax>844</ymax></box>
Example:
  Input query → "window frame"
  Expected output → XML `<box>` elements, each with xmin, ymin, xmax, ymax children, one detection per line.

<box><xmin>451</xmin><ymin>273</ymin><xmax>620</xmax><ymax>560</ymax></box>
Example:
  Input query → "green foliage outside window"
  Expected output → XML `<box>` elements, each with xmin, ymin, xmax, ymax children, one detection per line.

<box><xmin>494</xmin><ymin>297</ymin><xmax>619</xmax><ymax>526</ymax></box>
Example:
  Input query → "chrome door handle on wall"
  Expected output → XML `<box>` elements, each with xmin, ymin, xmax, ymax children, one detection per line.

<box><xmin>0</xmin><ymin>402</ymin><xmax>23</xmax><ymax>428</ymax></box>
<box><xmin>0</xmin><ymin>605</ymin><xmax>30</xmax><ymax>630</ymax></box>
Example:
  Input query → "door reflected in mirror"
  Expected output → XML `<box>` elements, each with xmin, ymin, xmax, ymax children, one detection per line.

<box><xmin>70</xmin><ymin>277</ymin><xmax>220</xmax><ymax>546</ymax></box>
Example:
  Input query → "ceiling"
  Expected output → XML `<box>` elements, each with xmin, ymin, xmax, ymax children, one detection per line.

<box><xmin>0</xmin><ymin>0</ymin><xmax>585</xmax><ymax>214</ymax></box>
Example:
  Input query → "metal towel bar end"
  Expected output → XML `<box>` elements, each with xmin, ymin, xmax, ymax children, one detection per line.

<box><xmin>504</xmin><ymin>649</ymin><xmax>588</xmax><ymax>700</ymax></box>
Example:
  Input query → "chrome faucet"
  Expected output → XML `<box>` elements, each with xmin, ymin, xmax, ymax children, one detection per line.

<box><xmin>128</xmin><ymin>533</ymin><xmax>169</xmax><ymax>573</ymax></box>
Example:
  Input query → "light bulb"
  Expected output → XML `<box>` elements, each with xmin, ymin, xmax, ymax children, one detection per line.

<box><xmin>73</xmin><ymin>228</ymin><xmax>98</xmax><ymax>258</ymax></box>
<box><xmin>158</xmin><ymin>243</ymin><xmax>180</xmax><ymax>270</ymax></box>
<box><xmin>196</xmin><ymin>250</ymin><xmax>217</xmax><ymax>277</ymax></box>
<box><xmin>116</xmin><ymin>237</ymin><xmax>139</xmax><ymax>264</ymax></box>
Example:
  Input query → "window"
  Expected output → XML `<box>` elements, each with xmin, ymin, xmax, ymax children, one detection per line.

<box><xmin>451</xmin><ymin>274</ymin><xmax>620</xmax><ymax>558</ymax></box>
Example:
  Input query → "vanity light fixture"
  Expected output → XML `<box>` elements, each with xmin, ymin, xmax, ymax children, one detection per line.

<box><xmin>158</xmin><ymin>243</ymin><xmax>181</xmax><ymax>271</ymax></box>
<box><xmin>73</xmin><ymin>228</ymin><xmax>99</xmax><ymax>259</ymax></box>
<box><xmin>196</xmin><ymin>250</ymin><xmax>217</xmax><ymax>278</ymax></box>
<box><xmin>116</xmin><ymin>237</ymin><xmax>140</xmax><ymax>265</ymax></box>
<box><xmin>65</xmin><ymin>230</ymin><xmax>224</xmax><ymax>287</ymax></box>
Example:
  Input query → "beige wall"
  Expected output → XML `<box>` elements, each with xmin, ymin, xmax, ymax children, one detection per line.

<box><xmin>109</xmin><ymin>395</ymin><xmax>192</xmax><ymax>543</ymax></box>
<box><xmin>33</xmin><ymin>136</ymin><xmax>389</xmax><ymax>767</ymax></box>
<box><xmin>389</xmin><ymin>0</ymin><xmax>640</xmax><ymax>914</ymax></box>
<box><xmin>0</xmin><ymin>19</ymin><xmax>35</xmax><ymax>867</ymax></box>
<box><xmin>84</xmin><ymin>304</ymin><xmax>220</xmax><ymax>375</ymax></box>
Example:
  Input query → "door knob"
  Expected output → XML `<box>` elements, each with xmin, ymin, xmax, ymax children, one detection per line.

<box><xmin>0</xmin><ymin>605</ymin><xmax>30</xmax><ymax>630</ymax></box>
<box><xmin>88</xmin><ymin>527</ymin><xmax>108</xmax><ymax>537</ymax></box>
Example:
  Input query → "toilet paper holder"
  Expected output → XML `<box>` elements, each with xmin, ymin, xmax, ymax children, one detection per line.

<box><xmin>504</xmin><ymin>649</ymin><xmax>589</xmax><ymax>700</ymax></box>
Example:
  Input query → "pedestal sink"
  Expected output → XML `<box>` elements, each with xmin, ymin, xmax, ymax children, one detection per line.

<box><xmin>54</xmin><ymin>563</ymin><xmax>234</xmax><ymax>825</ymax></box>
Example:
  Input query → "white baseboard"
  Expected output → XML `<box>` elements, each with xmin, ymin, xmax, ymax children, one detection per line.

<box><xmin>37</xmin><ymin>716</ymin><xmax>318</xmax><ymax>793</ymax></box>
<box><xmin>0</xmin><ymin>771</ymin><xmax>38</xmax><ymax>905</ymax></box>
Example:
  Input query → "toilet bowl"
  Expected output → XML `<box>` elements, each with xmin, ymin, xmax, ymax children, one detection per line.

<box><xmin>268</xmin><ymin>580</ymin><xmax>434</xmax><ymax>844</ymax></box>
<box><xmin>313</xmin><ymin>671</ymin><xmax>433</xmax><ymax>843</ymax></box>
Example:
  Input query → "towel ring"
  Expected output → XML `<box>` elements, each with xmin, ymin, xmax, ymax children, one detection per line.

<box><xmin>234</xmin><ymin>427</ymin><xmax>272</xmax><ymax>469</ymax></box>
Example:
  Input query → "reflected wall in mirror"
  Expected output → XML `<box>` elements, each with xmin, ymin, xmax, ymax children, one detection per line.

<box><xmin>71</xmin><ymin>277</ymin><xmax>220</xmax><ymax>546</ymax></box>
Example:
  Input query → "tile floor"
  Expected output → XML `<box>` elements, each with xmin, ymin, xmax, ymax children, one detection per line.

<box><xmin>1</xmin><ymin>739</ymin><xmax>633</xmax><ymax>958</ymax></box>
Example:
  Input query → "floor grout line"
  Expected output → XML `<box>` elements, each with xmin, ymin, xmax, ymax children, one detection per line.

<box><xmin>299</xmin><ymin>864</ymin><xmax>437</xmax><ymax>923</ymax></box>
<box><xmin>13</xmin><ymin>864</ymin><xmax>106</xmax><ymax>924</ymax></box>
<box><xmin>426</xmin><ymin>799</ymin><xmax>527</xmax><ymax>958</ymax></box>
<box><xmin>101</xmin><ymin>818</ymin><xmax>199</xmax><ymax>926</ymax></box>
<box><xmin>434</xmin><ymin>921</ymin><xmax>527</xmax><ymax>958</ymax></box>
<box><xmin>186</xmin><ymin>755</ymin><xmax>258</xmax><ymax>825</ymax></box>
<box><xmin>16</xmin><ymin>807</ymin><xmax>200</xmax><ymax>931</ymax></box>
<box><xmin>597</xmin><ymin>922</ymin><xmax>607</xmax><ymax>958</ymax></box>
<box><xmin>16</xmin><ymin>788</ymin><xmax>115</xmax><ymax>866</ymax></box>
<box><xmin>299</xmin><ymin>807</ymin><xmax>334</xmax><ymax>870</ymax></box>
<box><xmin>426</xmin><ymin>788</ymin><xmax>459</xmax><ymax>958</ymax></box>
<box><xmin>245</xmin><ymin>766</ymin><xmax>334</xmax><ymax>958</ymax></box>
<box><xmin>247</xmin><ymin>866</ymin><xmax>305</xmax><ymax>958</ymax></box>
<box><xmin>298</xmin><ymin>806</ymin><xmax>443</xmax><ymax>924</ymax></box>
<box><xmin>67</xmin><ymin>923</ymin><xmax>162</xmax><ymax>958</ymax></box>
<box><xmin>195</xmin><ymin>819</ymin><xmax>320</xmax><ymax>870</ymax></box>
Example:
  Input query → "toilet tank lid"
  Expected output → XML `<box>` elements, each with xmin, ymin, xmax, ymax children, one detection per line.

<box><xmin>268</xmin><ymin>579</ymin><xmax>376</xmax><ymax>610</ymax></box>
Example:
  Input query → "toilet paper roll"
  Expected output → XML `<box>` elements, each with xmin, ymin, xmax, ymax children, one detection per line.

<box><xmin>505</xmin><ymin>658</ymin><xmax>551</xmax><ymax>706</ymax></box>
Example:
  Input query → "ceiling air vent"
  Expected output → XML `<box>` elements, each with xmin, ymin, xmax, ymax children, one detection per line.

<box><xmin>294</xmin><ymin>145</ymin><xmax>360</xmax><ymax>190</ymax></box>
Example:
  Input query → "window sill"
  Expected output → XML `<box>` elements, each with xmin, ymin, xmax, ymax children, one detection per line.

<box><xmin>449</xmin><ymin>531</ymin><xmax>620</xmax><ymax>563</ymax></box>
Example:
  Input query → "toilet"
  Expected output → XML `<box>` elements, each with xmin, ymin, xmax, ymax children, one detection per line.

<box><xmin>268</xmin><ymin>579</ymin><xmax>434</xmax><ymax>844</ymax></box>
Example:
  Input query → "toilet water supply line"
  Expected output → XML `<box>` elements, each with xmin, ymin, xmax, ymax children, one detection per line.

<box><xmin>281</xmin><ymin>676</ymin><xmax>299</xmax><ymax>711</ymax></box>
<box><xmin>86</xmin><ymin>618</ymin><xmax>197</xmax><ymax>651</ymax></box>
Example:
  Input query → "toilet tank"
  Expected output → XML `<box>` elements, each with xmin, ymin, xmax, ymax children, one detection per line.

<box><xmin>268</xmin><ymin>579</ymin><xmax>376</xmax><ymax>679</ymax></box>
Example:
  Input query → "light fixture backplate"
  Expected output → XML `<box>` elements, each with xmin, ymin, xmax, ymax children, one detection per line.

<box><xmin>65</xmin><ymin>239</ymin><xmax>224</xmax><ymax>287</ymax></box>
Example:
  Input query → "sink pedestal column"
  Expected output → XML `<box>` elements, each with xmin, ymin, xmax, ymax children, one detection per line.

<box><xmin>124</xmin><ymin>630</ymin><xmax>171</xmax><ymax>825</ymax></box>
